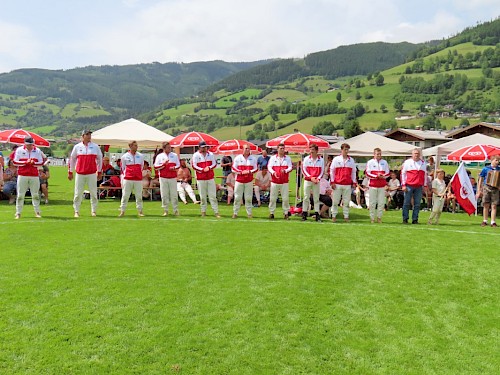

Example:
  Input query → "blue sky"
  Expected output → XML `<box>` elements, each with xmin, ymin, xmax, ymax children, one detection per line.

<box><xmin>0</xmin><ymin>0</ymin><xmax>498</xmax><ymax>73</ymax></box>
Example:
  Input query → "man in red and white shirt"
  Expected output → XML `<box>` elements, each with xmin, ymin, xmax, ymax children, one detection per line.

<box><xmin>268</xmin><ymin>143</ymin><xmax>293</xmax><ymax>220</ymax></box>
<box><xmin>365</xmin><ymin>147</ymin><xmax>390</xmax><ymax>223</ymax></box>
<box><xmin>119</xmin><ymin>140</ymin><xmax>145</xmax><ymax>217</ymax></box>
<box><xmin>330</xmin><ymin>143</ymin><xmax>357</xmax><ymax>222</ymax></box>
<box><xmin>232</xmin><ymin>145</ymin><xmax>258</xmax><ymax>218</ymax></box>
<box><xmin>154</xmin><ymin>142</ymin><xmax>180</xmax><ymax>216</ymax></box>
<box><xmin>401</xmin><ymin>148</ymin><xmax>428</xmax><ymax>224</ymax></box>
<box><xmin>302</xmin><ymin>144</ymin><xmax>324</xmax><ymax>222</ymax></box>
<box><xmin>13</xmin><ymin>137</ymin><xmax>45</xmax><ymax>219</ymax></box>
<box><xmin>191</xmin><ymin>141</ymin><xmax>220</xmax><ymax>218</ymax></box>
<box><xmin>68</xmin><ymin>129</ymin><xmax>103</xmax><ymax>218</ymax></box>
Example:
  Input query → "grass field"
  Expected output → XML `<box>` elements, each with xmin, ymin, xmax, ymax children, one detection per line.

<box><xmin>1</xmin><ymin>167</ymin><xmax>499</xmax><ymax>374</ymax></box>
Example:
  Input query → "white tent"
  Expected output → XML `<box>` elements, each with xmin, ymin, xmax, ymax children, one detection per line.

<box><xmin>92</xmin><ymin>118</ymin><xmax>173</xmax><ymax>148</ymax></box>
<box><xmin>423</xmin><ymin>133</ymin><xmax>500</xmax><ymax>158</ymax></box>
<box><xmin>329</xmin><ymin>132</ymin><xmax>415</xmax><ymax>156</ymax></box>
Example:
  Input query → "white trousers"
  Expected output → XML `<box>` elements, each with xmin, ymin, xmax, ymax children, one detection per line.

<box><xmin>303</xmin><ymin>180</ymin><xmax>320</xmax><ymax>213</ymax></box>
<box><xmin>120</xmin><ymin>180</ymin><xmax>143</xmax><ymax>212</ymax></box>
<box><xmin>159</xmin><ymin>177</ymin><xmax>178</xmax><ymax>213</ymax></box>
<box><xmin>73</xmin><ymin>173</ymin><xmax>98</xmax><ymax>214</ymax></box>
<box><xmin>197</xmin><ymin>179</ymin><xmax>218</xmax><ymax>214</ymax></box>
<box><xmin>177</xmin><ymin>181</ymin><xmax>198</xmax><ymax>203</ymax></box>
<box><xmin>16</xmin><ymin>176</ymin><xmax>40</xmax><ymax>215</ymax></box>
<box><xmin>332</xmin><ymin>184</ymin><xmax>352</xmax><ymax>218</ymax></box>
<box><xmin>233</xmin><ymin>181</ymin><xmax>253</xmax><ymax>215</ymax></box>
<box><xmin>369</xmin><ymin>187</ymin><xmax>386</xmax><ymax>220</ymax></box>
<box><xmin>269</xmin><ymin>182</ymin><xmax>290</xmax><ymax>214</ymax></box>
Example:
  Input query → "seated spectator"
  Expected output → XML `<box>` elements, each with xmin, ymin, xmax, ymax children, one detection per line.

<box><xmin>386</xmin><ymin>171</ymin><xmax>403</xmax><ymax>209</ymax></box>
<box><xmin>102</xmin><ymin>156</ymin><xmax>115</xmax><ymax>176</ymax></box>
<box><xmin>253</xmin><ymin>166</ymin><xmax>271</xmax><ymax>207</ymax></box>
<box><xmin>2</xmin><ymin>159</ymin><xmax>18</xmax><ymax>204</ymax></box>
<box><xmin>39</xmin><ymin>163</ymin><xmax>50</xmax><ymax>204</ymax></box>
<box><xmin>176</xmin><ymin>159</ymin><xmax>199</xmax><ymax>204</ymax></box>
<box><xmin>99</xmin><ymin>174</ymin><xmax>121</xmax><ymax>198</ymax></box>
<box><xmin>318</xmin><ymin>176</ymin><xmax>333</xmax><ymax>218</ymax></box>
<box><xmin>142</xmin><ymin>160</ymin><xmax>153</xmax><ymax>198</ymax></box>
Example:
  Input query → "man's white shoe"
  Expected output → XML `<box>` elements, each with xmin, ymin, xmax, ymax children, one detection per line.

<box><xmin>35</xmin><ymin>212</ymin><xmax>42</xmax><ymax>218</ymax></box>
<box><xmin>74</xmin><ymin>212</ymin><xmax>80</xmax><ymax>218</ymax></box>
<box><xmin>14</xmin><ymin>214</ymin><xmax>20</xmax><ymax>220</ymax></box>
<box><xmin>91</xmin><ymin>212</ymin><xmax>97</xmax><ymax>217</ymax></box>
<box><xmin>118</xmin><ymin>211</ymin><xmax>125</xmax><ymax>217</ymax></box>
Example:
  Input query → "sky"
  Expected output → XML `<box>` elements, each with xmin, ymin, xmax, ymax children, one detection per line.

<box><xmin>0</xmin><ymin>0</ymin><xmax>498</xmax><ymax>74</ymax></box>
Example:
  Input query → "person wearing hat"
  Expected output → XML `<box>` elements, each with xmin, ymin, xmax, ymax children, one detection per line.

<box><xmin>12</xmin><ymin>137</ymin><xmax>45</xmax><ymax>219</ymax></box>
<box><xmin>68</xmin><ymin>129</ymin><xmax>103</xmax><ymax>218</ymax></box>
<box><xmin>191</xmin><ymin>141</ymin><xmax>220</xmax><ymax>218</ymax></box>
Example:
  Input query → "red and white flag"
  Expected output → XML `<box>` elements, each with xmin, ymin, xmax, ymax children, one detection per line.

<box><xmin>450</xmin><ymin>163</ymin><xmax>477</xmax><ymax>215</ymax></box>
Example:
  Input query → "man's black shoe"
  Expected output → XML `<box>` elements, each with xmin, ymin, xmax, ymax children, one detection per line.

<box><xmin>315</xmin><ymin>212</ymin><xmax>321</xmax><ymax>222</ymax></box>
<box><xmin>403</xmin><ymin>219</ymin><xmax>408</xmax><ymax>224</ymax></box>
<box><xmin>269</xmin><ymin>213</ymin><xmax>274</xmax><ymax>219</ymax></box>
<box><xmin>283</xmin><ymin>212</ymin><xmax>290</xmax><ymax>220</ymax></box>
<box><xmin>301</xmin><ymin>212</ymin><xmax>307</xmax><ymax>221</ymax></box>
<box><xmin>412</xmin><ymin>220</ymin><xmax>419</xmax><ymax>224</ymax></box>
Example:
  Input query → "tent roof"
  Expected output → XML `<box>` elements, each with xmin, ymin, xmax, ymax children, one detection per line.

<box><xmin>422</xmin><ymin>133</ymin><xmax>500</xmax><ymax>157</ymax></box>
<box><xmin>329</xmin><ymin>132</ymin><xmax>416</xmax><ymax>156</ymax></box>
<box><xmin>92</xmin><ymin>118</ymin><xmax>173</xmax><ymax>148</ymax></box>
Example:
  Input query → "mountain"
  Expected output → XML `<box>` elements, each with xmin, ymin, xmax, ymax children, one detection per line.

<box><xmin>0</xmin><ymin>60</ymin><xmax>268</xmax><ymax>136</ymax></box>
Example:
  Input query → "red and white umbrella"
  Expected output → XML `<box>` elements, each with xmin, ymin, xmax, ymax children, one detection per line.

<box><xmin>446</xmin><ymin>144</ymin><xmax>500</xmax><ymax>162</ymax></box>
<box><xmin>215</xmin><ymin>139</ymin><xmax>262</xmax><ymax>155</ymax></box>
<box><xmin>169</xmin><ymin>131</ymin><xmax>219</xmax><ymax>148</ymax></box>
<box><xmin>0</xmin><ymin>128</ymin><xmax>51</xmax><ymax>147</ymax></box>
<box><xmin>266</xmin><ymin>132</ymin><xmax>330</xmax><ymax>153</ymax></box>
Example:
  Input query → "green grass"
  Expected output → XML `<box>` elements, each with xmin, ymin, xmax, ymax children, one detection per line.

<box><xmin>1</xmin><ymin>167</ymin><xmax>499</xmax><ymax>374</ymax></box>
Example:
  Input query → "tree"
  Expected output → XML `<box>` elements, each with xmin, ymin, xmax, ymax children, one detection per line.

<box><xmin>380</xmin><ymin>104</ymin><xmax>387</xmax><ymax>113</ymax></box>
<box><xmin>343</xmin><ymin>119</ymin><xmax>362</xmax><ymax>138</ymax></box>
<box><xmin>336</xmin><ymin>92</ymin><xmax>342</xmax><ymax>102</ymax></box>
<box><xmin>355</xmin><ymin>91</ymin><xmax>361</xmax><ymax>100</ymax></box>
<box><xmin>375</xmin><ymin>74</ymin><xmax>384</xmax><ymax>86</ymax></box>
<box><xmin>312</xmin><ymin>121</ymin><xmax>335</xmax><ymax>135</ymax></box>
<box><xmin>394</xmin><ymin>98</ymin><xmax>404</xmax><ymax>112</ymax></box>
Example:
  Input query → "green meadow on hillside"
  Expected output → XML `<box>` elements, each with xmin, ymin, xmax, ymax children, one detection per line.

<box><xmin>1</xmin><ymin>166</ymin><xmax>498</xmax><ymax>374</ymax></box>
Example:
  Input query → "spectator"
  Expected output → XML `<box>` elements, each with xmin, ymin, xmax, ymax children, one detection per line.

<box><xmin>39</xmin><ymin>162</ymin><xmax>50</xmax><ymax>204</ymax></box>
<box><xmin>140</xmin><ymin>160</ymin><xmax>153</xmax><ymax>199</ymax></box>
<box><xmin>476</xmin><ymin>155</ymin><xmax>500</xmax><ymax>227</ymax></box>
<box><xmin>220</xmin><ymin>154</ymin><xmax>233</xmax><ymax>185</ymax></box>
<box><xmin>428</xmin><ymin>169</ymin><xmax>447</xmax><ymax>225</ymax></box>
<box><xmin>101</xmin><ymin>156</ymin><xmax>115</xmax><ymax>175</ymax></box>
<box><xmin>386</xmin><ymin>171</ymin><xmax>403</xmax><ymax>209</ymax></box>
<box><xmin>401</xmin><ymin>148</ymin><xmax>428</xmax><ymax>224</ymax></box>
<box><xmin>177</xmin><ymin>159</ymin><xmax>199</xmax><ymax>204</ymax></box>
<box><xmin>318</xmin><ymin>176</ymin><xmax>333</xmax><ymax>218</ymax></box>
<box><xmin>257</xmin><ymin>149</ymin><xmax>270</xmax><ymax>170</ymax></box>
<box><xmin>119</xmin><ymin>140</ymin><xmax>145</xmax><ymax>217</ymax></box>
<box><xmin>253</xmin><ymin>166</ymin><xmax>271</xmax><ymax>207</ymax></box>
<box><xmin>224</xmin><ymin>171</ymin><xmax>235</xmax><ymax>204</ymax></box>
<box><xmin>2</xmin><ymin>159</ymin><xmax>18</xmax><ymax>204</ymax></box>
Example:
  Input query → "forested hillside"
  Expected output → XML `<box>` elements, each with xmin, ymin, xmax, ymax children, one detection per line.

<box><xmin>0</xmin><ymin>60</ymin><xmax>267</xmax><ymax>135</ymax></box>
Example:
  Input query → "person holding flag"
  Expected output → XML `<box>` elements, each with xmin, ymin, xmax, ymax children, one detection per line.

<box><xmin>476</xmin><ymin>155</ymin><xmax>499</xmax><ymax>227</ymax></box>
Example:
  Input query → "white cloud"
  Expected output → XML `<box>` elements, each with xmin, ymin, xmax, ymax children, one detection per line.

<box><xmin>0</xmin><ymin>21</ymin><xmax>42</xmax><ymax>72</ymax></box>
